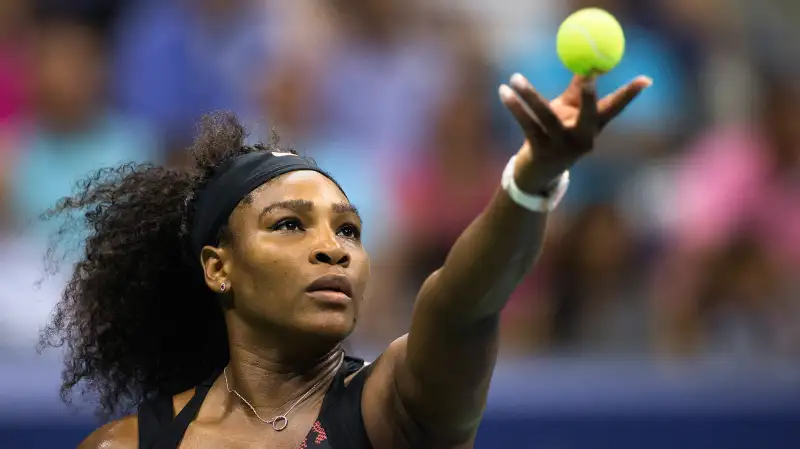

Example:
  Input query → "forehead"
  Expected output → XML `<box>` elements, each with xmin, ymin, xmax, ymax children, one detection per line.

<box><xmin>248</xmin><ymin>170</ymin><xmax>348</xmax><ymax>210</ymax></box>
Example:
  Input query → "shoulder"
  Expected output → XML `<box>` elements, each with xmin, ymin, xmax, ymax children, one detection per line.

<box><xmin>359</xmin><ymin>335</ymin><xmax>407</xmax><ymax>382</ymax></box>
<box><xmin>78</xmin><ymin>389</ymin><xmax>195</xmax><ymax>449</ymax></box>
<box><xmin>78</xmin><ymin>415</ymin><xmax>139</xmax><ymax>449</ymax></box>
<box><xmin>360</xmin><ymin>336</ymin><xmax>477</xmax><ymax>449</ymax></box>
<box><xmin>359</xmin><ymin>335</ymin><xmax>426</xmax><ymax>448</ymax></box>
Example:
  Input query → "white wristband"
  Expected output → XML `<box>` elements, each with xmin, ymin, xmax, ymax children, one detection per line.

<box><xmin>501</xmin><ymin>155</ymin><xmax>570</xmax><ymax>212</ymax></box>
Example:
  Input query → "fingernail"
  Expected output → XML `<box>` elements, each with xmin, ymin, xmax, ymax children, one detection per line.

<box><xmin>510</xmin><ymin>73</ymin><xmax>526</xmax><ymax>88</ymax></box>
<box><xmin>641</xmin><ymin>76</ymin><xmax>654</xmax><ymax>87</ymax></box>
<box><xmin>498</xmin><ymin>84</ymin><xmax>514</xmax><ymax>101</ymax></box>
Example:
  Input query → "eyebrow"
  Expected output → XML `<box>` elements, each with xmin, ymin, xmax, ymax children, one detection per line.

<box><xmin>260</xmin><ymin>200</ymin><xmax>361</xmax><ymax>221</ymax></box>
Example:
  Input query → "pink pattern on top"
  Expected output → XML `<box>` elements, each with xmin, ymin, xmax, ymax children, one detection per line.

<box><xmin>298</xmin><ymin>421</ymin><xmax>330</xmax><ymax>448</ymax></box>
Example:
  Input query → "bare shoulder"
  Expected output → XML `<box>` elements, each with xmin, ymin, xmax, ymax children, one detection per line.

<box><xmin>77</xmin><ymin>389</ymin><xmax>195</xmax><ymax>449</ymax></box>
<box><xmin>78</xmin><ymin>415</ymin><xmax>139</xmax><ymax>449</ymax></box>
<box><xmin>359</xmin><ymin>336</ymin><xmax>477</xmax><ymax>448</ymax></box>
<box><xmin>353</xmin><ymin>334</ymin><xmax>408</xmax><ymax>392</ymax></box>
<box><xmin>347</xmin><ymin>334</ymin><xmax>407</xmax><ymax>384</ymax></box>
<box><xmin>359</xmin><ymin>335</ymin><xmax>420</xmax><ymax>448</ymax></box>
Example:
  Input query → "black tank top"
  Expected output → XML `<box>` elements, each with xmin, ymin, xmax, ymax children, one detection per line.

<box><xmin>137</xmin><ymin>356</ymin><xmax>373</xmax><ymax>449</ymax></box>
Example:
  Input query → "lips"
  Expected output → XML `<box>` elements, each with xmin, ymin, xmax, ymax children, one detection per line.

<box><xmin>306</xmin><ymin>275</ymin><xmax>354</xmax><ymax>299</ymax></box>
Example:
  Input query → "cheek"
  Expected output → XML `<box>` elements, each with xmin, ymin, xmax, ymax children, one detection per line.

<box><xmin>353</xmin><ymin>253</ymin><xmax>371</xmax><ymax>297</ymax></box>
<box><xmin>233</xmin><ymin>243</ymin><xmax>303</xmax><ymax>298</ymax></box>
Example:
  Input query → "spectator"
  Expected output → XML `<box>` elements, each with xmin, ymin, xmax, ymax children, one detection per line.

<box><xmin>392</xmin><ymin>27</ymin><xmax>500</xmax><ymax>307</ymax></box>
<box><xmin>6</xmin><ymin>15</ymin><xmax>159</xmax><ymax>237</ymax></box>
<box><xmin>669</xmin><ymin>73</ymin><xmax>800</xmax><ymax>269</ymax></box>
<box><xmin>661</xmin><ymin>234</ymin><xmax>799</xmax><ymax>357</ymax></box>
<box><xmin>655</xmin><ymin>72</ymin><xmax>800</xmax><ymax>356</ymax></box>
<box><xmin>248</xmin><ymin>57</ymin><xmax>322</xmax><ymax>148</ymax></box>
<box><xmin>539</xmin><ymin>204</ymin><xmax>651</xmax><ymax>354</ymax></box>
<box><xmin>0</xmin><ymin>0</ymin><xmax>31</xmax><ymax>125</ymax></box>
<box><xmin>112</xmin><ymin>0</ymin><xmax>273</xmax><ymax>152</ymax></box>
<box><xmin>315</xmin><ymin>0</ymin><xmax>455</xmax><ymax>160</ymax></box>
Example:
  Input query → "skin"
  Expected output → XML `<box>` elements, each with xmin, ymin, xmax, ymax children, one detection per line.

<box><xmin>80</xmin><ymin>73</ymin><xmax>651</xmax><ymax>448</ymax></box>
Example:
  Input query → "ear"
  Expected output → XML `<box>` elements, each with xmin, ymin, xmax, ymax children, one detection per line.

<box><xmin>200</xmin><ymin>245</ymin><xmax>229</xmax><ymax>294</ymax></box>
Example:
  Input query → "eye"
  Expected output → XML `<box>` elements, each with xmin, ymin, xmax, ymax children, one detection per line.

<box><xmin>271</xmin><ymin>218</ymin><xmax>304</xmax><ymax>232</ymax></box>
<box><xmin>337</xmin><ymin>223</ymin><xmax>361</xmax><ymax>240</ymax></box>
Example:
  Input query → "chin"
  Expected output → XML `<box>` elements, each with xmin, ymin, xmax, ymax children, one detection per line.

<box><xmin>295</xmin><ymin>310</ymin><xmax>356</xmax><ymax>341</ymax></box>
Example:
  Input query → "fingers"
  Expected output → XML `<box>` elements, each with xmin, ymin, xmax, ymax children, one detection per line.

<box><xmin>560</xmin><ymin>74</ymin><xmax>587</xmax><ymax>106</ymax></box>
<box><xmin>576</xmin><ymin>77</ymin><xmax>598</xmax><ymax>133</ymax></box>
<box><xmin>598</xmin><ymin>76</ymin><xmax>653</xmax><ymax>129</ymax></box>
<box><xmin>499</xmin><ymin>84</ymin><xmax>548</xmax><ymax>143</ymax></box>
<box><xmin>501</xmin><ymin>72</ymin><xmax>653</xmax><ymax>146</ymax></box>
<box><xmin>509</xmin><ymin>73</ymin><xmax>565</xmax><ymax>140</ymax></box>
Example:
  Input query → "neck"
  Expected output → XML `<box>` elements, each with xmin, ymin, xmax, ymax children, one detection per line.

<box><xmin>224</xmin><ymin>320</ymin><xmax>345</xmax><ymax>414</ymax></box>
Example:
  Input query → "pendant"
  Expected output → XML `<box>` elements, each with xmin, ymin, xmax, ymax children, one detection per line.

<box><xmin>271</xmin><ymin>415</ymin><xmax>288</xmax><ymax>431</ymax></box>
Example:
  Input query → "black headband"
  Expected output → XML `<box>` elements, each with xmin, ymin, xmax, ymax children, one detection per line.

<box><xmin>189</xmin><ymin>150</ymin><xmax>343</xmax><ymax>258</ymax></box>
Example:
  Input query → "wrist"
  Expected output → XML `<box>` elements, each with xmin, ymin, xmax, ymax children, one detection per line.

<box><xmin>502</xmin><ymin>154</ymin><xmax>570</xmax><ymax>213</ymax></box>
<box><xmin>512</xmin><ymin>146</ymin><xmax>562</xmax><ymax>194</ymax></box>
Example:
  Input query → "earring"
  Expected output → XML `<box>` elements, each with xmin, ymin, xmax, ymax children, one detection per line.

<box><xmin>220</xmin><ymin>283</ymin><xmax>226</xmax><ymax>292</ymax></box>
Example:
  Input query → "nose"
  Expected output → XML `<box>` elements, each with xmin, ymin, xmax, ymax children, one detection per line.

<box><xmin>309</xmin><ymin>243</ymin><xmax>350</xmax><ymax>268</ymax></box>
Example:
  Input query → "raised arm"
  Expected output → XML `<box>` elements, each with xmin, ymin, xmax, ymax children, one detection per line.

<box><xmin>362</xmin><ymin>73</ymin><xmax>651</xmax><ymax>447</ymax></box>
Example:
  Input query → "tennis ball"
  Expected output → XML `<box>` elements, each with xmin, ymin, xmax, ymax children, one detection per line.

<box><xmin>556</xmin><ymin>8</ymin><xmax>625</xmax><ymax>76</ymax></box>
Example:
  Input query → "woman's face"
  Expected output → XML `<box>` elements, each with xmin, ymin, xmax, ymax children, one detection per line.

<box><xmin>210</xmin><ymin>171</ymin><xmax>370</xmax><ymax>342</ymax></box>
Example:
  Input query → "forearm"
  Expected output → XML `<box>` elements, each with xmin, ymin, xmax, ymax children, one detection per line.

<box><xmin>423</xmin><ymin>151</ymin><xmax>552</xmax><ymax>323</ymax></box>
<box><xmin>396</xmin><ymin>154</ymin><xmax>551</xmax><ymax>441</ymax></box>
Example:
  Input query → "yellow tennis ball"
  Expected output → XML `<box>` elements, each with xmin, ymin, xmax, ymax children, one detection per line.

<box><xmin>556</xmin><ymin>8</ymin><xmax>625</xmax><ymax>76</ymax></box>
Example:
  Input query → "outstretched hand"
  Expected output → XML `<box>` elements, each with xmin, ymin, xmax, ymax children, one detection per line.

<box><xmin>499</xmin><ymin>73</ymin><xmax>652</xmax><ymax>192</ymax></box>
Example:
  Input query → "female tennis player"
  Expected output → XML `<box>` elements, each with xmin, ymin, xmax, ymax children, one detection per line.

<box><xmin>45</xmin><ymin>73</ymin><xmax>649</xmax><ymax>448</ymax></box>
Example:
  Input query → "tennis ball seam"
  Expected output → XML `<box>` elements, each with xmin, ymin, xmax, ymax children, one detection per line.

<box><xmin>563</xmin><ymin>23</ymin><xmax>617</xmax><ymax>67</ymax></box>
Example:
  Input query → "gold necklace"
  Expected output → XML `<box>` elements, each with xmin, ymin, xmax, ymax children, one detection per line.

<box><xmin>223</xmin><ymin>352</ymin><xmax>344</xmax><ymax>431</ymax></box>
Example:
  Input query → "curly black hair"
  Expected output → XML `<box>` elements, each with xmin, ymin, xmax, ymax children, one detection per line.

<box><xmin>38</xmin><ymin>112</ymin><xmax>293</xmax><ymax>418</ymax></box>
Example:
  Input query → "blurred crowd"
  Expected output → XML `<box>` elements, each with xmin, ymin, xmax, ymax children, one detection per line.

<box><xmin>1</xmin><ymin>0</ymin><xmax>799</xmax><ymax>361</ymax></box>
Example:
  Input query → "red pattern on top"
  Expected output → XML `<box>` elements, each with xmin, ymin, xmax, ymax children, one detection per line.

<box><xmin>298</xmin><ymin>421</ymin><xmax>330</xmax><ymax>449</ymax></box>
